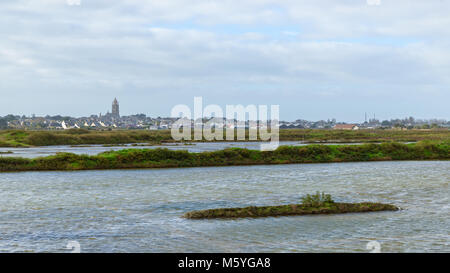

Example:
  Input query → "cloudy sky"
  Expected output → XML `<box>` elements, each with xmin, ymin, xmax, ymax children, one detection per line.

<box><xmin>1</xmin><ymin>0</ymin><xmax>449</xmax><ymax>121</ymax></box>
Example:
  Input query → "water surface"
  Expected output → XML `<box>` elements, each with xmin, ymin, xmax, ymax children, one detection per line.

<box><xmin>0</xmin><ymin>161</ymin><xmax>448</xmax><ymax>252</ymax></box>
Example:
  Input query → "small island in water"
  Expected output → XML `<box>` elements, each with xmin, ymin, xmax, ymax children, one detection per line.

<box><xmin>184</xmin><ymin>192</ymin><xmax>399</xmax><ymax>219</ymax></box>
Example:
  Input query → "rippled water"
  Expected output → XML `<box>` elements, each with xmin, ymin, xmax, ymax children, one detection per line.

<box><xmin>0</xmin><ymin>161</ymin><xmax>448</xmax><ymax>253</ymax></box>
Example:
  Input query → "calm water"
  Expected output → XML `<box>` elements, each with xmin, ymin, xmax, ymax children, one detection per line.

<box><xmin>0</xmin><ymin>161</ymin><xmax>448</xmax><ymax>253</ymax></box>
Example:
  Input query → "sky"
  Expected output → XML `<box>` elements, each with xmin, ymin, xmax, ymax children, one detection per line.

<box><xmin>0</xmin><ymin>0</ymin><xmax>449</xmax><ymax>122</ymax></box>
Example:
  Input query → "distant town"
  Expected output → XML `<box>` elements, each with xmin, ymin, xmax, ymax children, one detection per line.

<box><xmin>0</xmin><ymin>98</ymin><xmax>448</xmax><ymax>130</ymax></box>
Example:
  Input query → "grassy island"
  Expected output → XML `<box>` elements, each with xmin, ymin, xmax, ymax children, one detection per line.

<box><xmin>0</xmin><ymin>141</ymin><xmax>448</xmax><ymax>172</ymax></box>
<box><xmin>184</xmin><ymin>193</ymin><xmax>400</xmax><ymax>219</ymax></box>
<box><xmin>184</xmin><ymin>202</ymin><xmax>399</xmax><ymax>219</ymax></box>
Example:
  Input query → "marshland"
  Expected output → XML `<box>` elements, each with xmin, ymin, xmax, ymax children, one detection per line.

<box><xmin>0</xmin><ymin>129</ymin><xmax>448</xmax><ymax>252</ymax></box>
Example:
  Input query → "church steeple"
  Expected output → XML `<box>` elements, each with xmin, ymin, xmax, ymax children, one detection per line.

<box><xmin>112</xmin><ymin>98</ymin><xmax>120</xmax><ymax>119</ymax></box>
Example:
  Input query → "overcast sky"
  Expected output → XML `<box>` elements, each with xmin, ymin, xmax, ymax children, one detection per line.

<box><xmin>1</xmin><ymin>0</ymin><xmax>449</xmax><ymax>122</ymax></box>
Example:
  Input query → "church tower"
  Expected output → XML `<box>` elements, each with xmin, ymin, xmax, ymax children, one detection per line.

<box><xmin>112</xmin><ymin>98</ymin><xmax>120</xmax><ymax>119</ymax></box>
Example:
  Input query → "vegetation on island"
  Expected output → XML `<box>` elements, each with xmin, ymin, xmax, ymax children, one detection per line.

<box><xmin>300</xmin><ymin>192</ymin><xmax>334</xmax><ymax>206</ymax></box>
<box><xmin>184</xmin><ymin>192</ymin><xmax>399</xmax><ymax>219</ymax></box>
<box><xmin>0</xmin><ymin>128</ymin><xmax>449</xmax><ymax>147</ymax></box>
<box><xmin>0</xmin><ymin>141</ymin><xmax>448</xmax><ymax>172</ymax></box>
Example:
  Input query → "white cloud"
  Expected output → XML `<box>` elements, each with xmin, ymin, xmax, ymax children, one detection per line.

<box><xmin>0</xmin><ymin>0</ymin><xmax>449</xmax><ymax>120</ymax></box>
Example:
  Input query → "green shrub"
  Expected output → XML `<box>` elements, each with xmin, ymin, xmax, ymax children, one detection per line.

<box><xmin>301</xmin><ymin>192</ymin><xmax>335</xmax><ymax>206</ymax></box>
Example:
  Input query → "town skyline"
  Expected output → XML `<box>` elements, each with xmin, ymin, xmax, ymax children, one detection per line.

<box><xmin>1</xmin><ymin>97</ymin><xmax>448</xmax><ymax>130</ymax></box>
<box><xmin>0</xmin><ymin>97</ymin><xmax>448</xmax><ymax>124</ymax></box>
